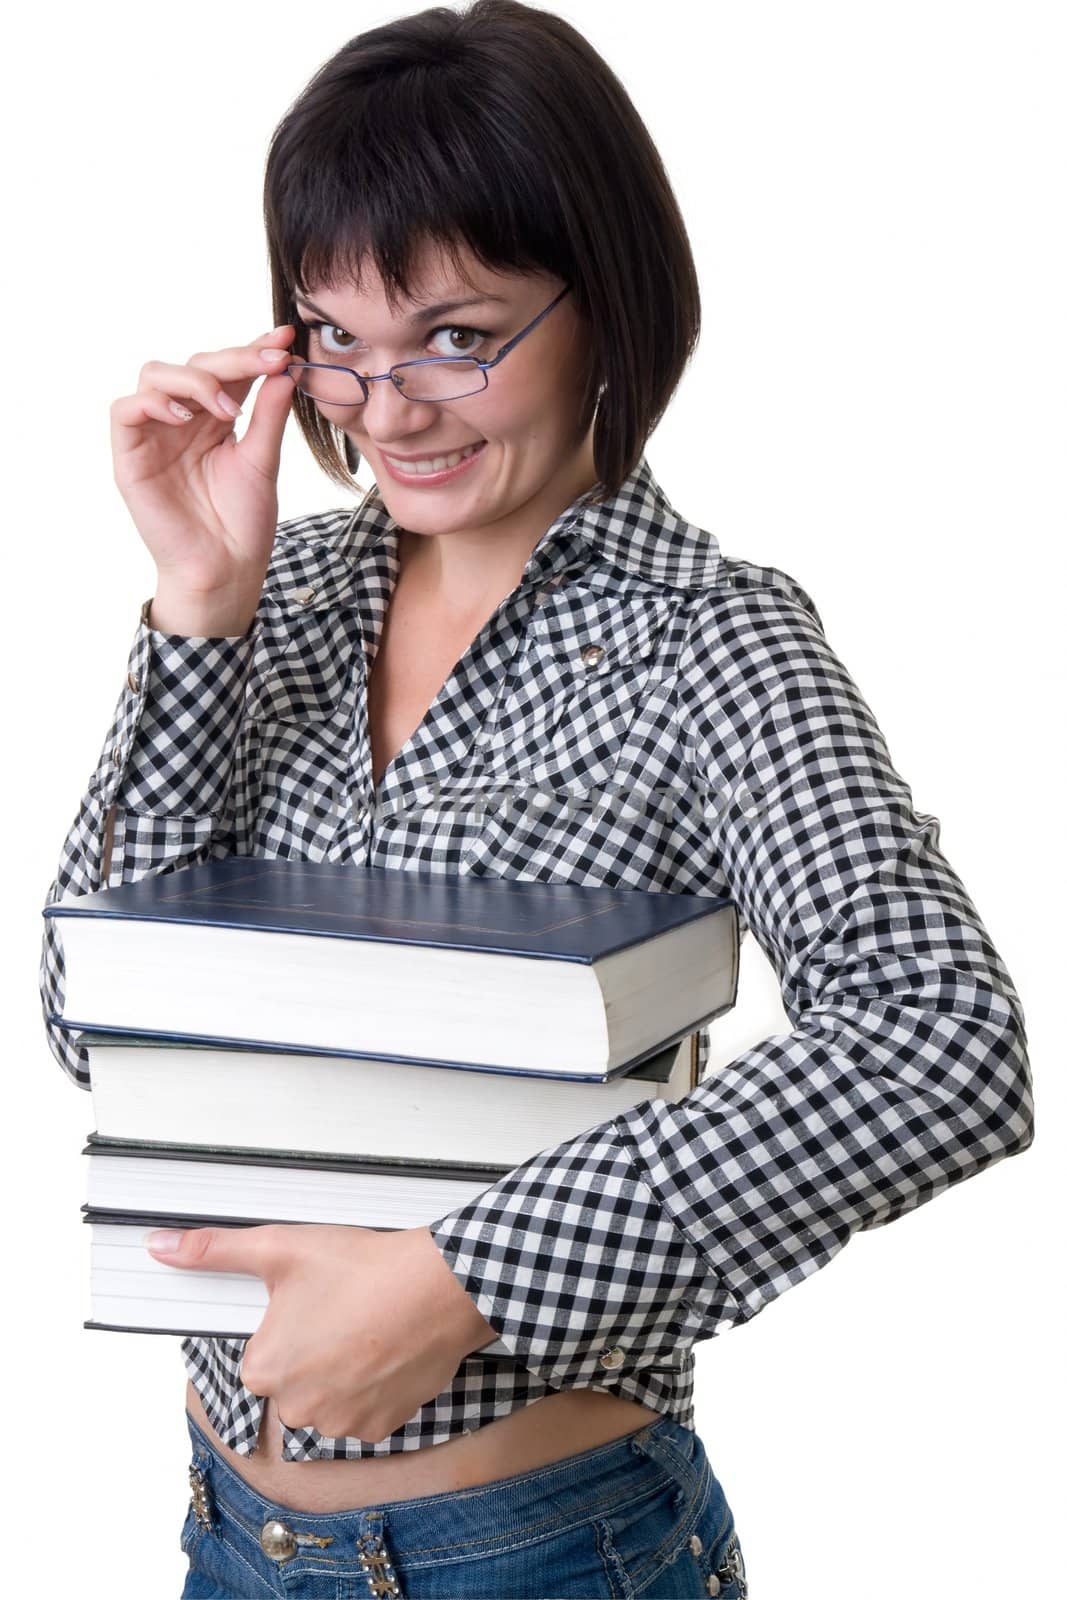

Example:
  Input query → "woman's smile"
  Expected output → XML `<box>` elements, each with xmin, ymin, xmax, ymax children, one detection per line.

<box><xmin>379</xmin><ymin>439</ymin><xmax>488</xmax><ymax>483</ymax></box>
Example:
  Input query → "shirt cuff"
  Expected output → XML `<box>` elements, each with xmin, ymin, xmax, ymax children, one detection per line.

<box><xmin>103</xmin><ymin>599</ymin><xmax>256</xmax><ymax>816</ymax></box>
<box><xmin>426</xmin><ymin>1118</ymin><xmax>734</xmax><ymax>1393</ymax></box>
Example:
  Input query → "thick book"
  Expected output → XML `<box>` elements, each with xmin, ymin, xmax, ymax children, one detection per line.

<box><xmin>80</xmin><ymin>1033</ymin><xmax>698</xmax><ymax>1344</ymax></box>
<box><xmin>47</xmin><ymin>859</ymin><xmax>737</xmax><ymax>1082</ymax></box>
<box><xmin>81</xmin><ymin>1210</ymin><xmax>507</xmax><ymax>1353</ymax></box>
<box><xmin>79</xmin><ymin>1032</ymin><xmax>700</xmax><ymax>1165</ymax></box>
<box><xmin>83</xmin><ymin>1137</ymin><xmax>517</xmax><ymax>1227</ymax></box>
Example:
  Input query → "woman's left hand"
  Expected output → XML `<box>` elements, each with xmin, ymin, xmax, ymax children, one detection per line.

<box><xmin>145</xmin><ymin>1223</ymin><xmax>499</xmax><ymax>1442</ymax></box>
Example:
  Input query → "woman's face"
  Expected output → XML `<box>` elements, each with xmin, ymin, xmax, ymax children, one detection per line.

<box><xmin>294</xmin><ymin>240</ymin><xmax>598</xmax><ymax>542</ymax></box>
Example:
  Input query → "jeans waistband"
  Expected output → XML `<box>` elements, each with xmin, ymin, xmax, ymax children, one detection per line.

<box><xmin>185</xmin><ymin>1406</ymin><xmax>703</xmax><ymax>1554</ymax></box>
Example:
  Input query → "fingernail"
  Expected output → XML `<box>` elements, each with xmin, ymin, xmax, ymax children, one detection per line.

<box><xmin>217</xmin><ymin>392</ymin><xmax>242</xmax><ymax>417</ymax></box>
<box><xmin>145</xmin><ymin>1230</ymin><xmax>183</xmax><ymax>1255</ymax></box>
<box><xmin>260</xmin><ymin>349</ymin><xmax>287</xmax><ymax>363</ymax></box>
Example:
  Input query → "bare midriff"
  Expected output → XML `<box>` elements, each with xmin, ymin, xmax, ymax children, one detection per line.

<box><xmin>185</xmin><ymin>1379</ymin><xmax>661</xmax><ymax>1512</ymax></box>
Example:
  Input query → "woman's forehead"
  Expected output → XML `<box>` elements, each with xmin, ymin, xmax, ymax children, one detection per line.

<box><xmin>301</xmin><ymin>239</ymin><xmax>547</xmax><ymax>319</ymax></box>
<box><xmin>300</xmin><ymin>264</ymin><xmax>550</xmax><ymax>331</ymax></box>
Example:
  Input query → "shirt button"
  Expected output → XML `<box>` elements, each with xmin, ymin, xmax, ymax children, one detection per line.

<box><xmin>294</xmin><ymin>586</ymin><xmax>317</xmax><ymax>605</ymax></box>
<box><xmin>689</xmin><ymin>1533</ymin><xmax>703</xmax><ymax>1556</ymax></box>
<box><xmin>126</xmin><ymin>672</ymin><xmax>140</xmax><ymax>693</ymax></box>
<box><xmin>599</xmin><ymin>1346</ymin><xmax>625</xmax><ymax>1370</ymax></box>
<box><xmin>705</xmin><ymin>1577</ymin><xmax>721</xmax><ymax>1596</ymax></box>
<box><xmin>580</xmin><ymin>644</ymin><xmax>605</xmax><ymax>667</ymax></box>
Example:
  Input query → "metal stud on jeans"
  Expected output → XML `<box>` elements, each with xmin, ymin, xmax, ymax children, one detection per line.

<box><xmin>715</xmin><ymin>1530</ymin><xmax>747</xmax><ymax>1597</ymax></box>
<box><xmin>259</xmin><ymin>1517</ymin><xmax>336</xmax><ymax>1563</ymax></box>
<box><xmin>356</xmin><ymin>1529</ymin><xmax>402</xmax><ymax>1596</ymax></box>
<box><xmin>260</xmin><ymin>1519</ymin><xmax>298</xmax><ymax>1562</ymax></box>
<box><xmin>188</xmin><ymin>1464</ymin><xmax>214</xmax><ymax>1532</ymax></box>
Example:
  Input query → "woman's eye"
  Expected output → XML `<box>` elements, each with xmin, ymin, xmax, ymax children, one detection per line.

<box><xmin>310</xmin><ymin>322</ymin><xmax>359</xmax><ymax>355</ymax></box>
<box><xmin>427</xmin><ymin>325</ymin><xmax>490</xmax><ymax>357</ymax></box>
<box><xmin>298</xmin><ymin>317</ymin><xmax>491</xmax><ymax>361</ymax></box>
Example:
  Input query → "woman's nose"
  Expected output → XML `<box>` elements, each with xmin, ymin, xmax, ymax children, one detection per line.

<box><xmin>358</xmin><ymin>373</ymin><xmax>438</xmax><ymax>440</ymax></box>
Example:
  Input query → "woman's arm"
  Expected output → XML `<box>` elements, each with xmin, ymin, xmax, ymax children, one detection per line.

<box><xmin>425</xmin><ymin>586</ymin><xmax>1034</xmax><ymax>1390</ymax></box>
<box><xmin>39</xmin><ymin>604</ymin><xmax>255</xmax><ymax>1089</ymax></box>
<box><xmin>42</xmin><ymin>322</ymin><xmax>296</xmax><ymax>1091</ymax></box>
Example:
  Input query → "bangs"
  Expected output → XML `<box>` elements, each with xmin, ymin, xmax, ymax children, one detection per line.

<box><xmin>266</xmin><ymin>55</ymin><xmax>569</xmax><ymax>307</ymax></box>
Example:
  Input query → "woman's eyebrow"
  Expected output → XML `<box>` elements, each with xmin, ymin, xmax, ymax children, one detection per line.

<box><xmin>292</xmin><ymin>291</ymin><xmax>510</xmax><ymax>326</ymax></box>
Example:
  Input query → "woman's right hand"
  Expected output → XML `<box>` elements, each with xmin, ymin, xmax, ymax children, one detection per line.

<box><xmin>110</xmin><ymin>325</ymin><xmax>299</xmax><ymax>637</ymax></box>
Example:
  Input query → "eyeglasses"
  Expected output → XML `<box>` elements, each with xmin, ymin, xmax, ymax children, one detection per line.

<box><xmin>287</xmin><ymin>284</ymin><xmax>572</xmax><ymax>406</ymax></box>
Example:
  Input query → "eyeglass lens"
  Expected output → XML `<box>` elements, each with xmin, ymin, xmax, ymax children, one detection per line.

<box><xmin>290</xmin><ymin>359</ymin><xmax>489</xmax><ymax>405</ymax></box>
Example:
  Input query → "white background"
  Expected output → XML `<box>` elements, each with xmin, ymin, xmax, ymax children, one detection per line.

<box><xmin>3</xmin><ymin>1</ymin><xmax>1062</xmax><ymax>1594</ymax></box>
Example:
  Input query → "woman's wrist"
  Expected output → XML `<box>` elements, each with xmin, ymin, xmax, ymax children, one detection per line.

<box><xmin>146</xmin><ymin>583</ymin><xmax>261</xmax><ymax>640</ymax></box>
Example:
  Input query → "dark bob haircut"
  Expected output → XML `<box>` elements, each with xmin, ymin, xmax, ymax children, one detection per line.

<box><xmin>264</xmin><ymin>0</ymin><xmax>700</xmax><ymax>500</ymax></box>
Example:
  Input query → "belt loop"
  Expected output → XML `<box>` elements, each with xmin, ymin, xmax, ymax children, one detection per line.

<box><xmin>628</xmin><ymin>1421</ymin><xmax>661</xmax><ymax>1455</ymax></box>
<box><xmin>627</xmin><ymin>1420</ymin><xmax>701</xmax><ymax>1500</ymax></box>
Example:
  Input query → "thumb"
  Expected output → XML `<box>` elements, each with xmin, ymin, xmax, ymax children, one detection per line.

<box><xmin>238</xmin><ymin>363</ymin><xmax>296</xmax><ymax>481</ymax></box>
<box><xmin>144</xmin><ymin>1224</ymin><xmax>275</xmax><ymax>1278</ymax></box>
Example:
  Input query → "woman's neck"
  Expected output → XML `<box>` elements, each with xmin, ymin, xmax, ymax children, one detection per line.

<box><xmin>395</xmin><ymin>441</ymin><xmax>599</xmax><ymax>608</ymax></box>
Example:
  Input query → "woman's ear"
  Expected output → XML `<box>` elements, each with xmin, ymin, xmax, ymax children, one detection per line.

<box><xmin>343</xmin><ymin>435</ymin><xmax>362</xmax><ymax>475</ymax></box>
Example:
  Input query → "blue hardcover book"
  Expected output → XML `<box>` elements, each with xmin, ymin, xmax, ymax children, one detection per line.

<box><xmin>46</xmin><ymin>858</ymin><xmax>738</xmax><ymax>1083</ymax></box>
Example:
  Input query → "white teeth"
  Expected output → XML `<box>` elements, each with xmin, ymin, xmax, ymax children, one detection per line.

<box><xmin>385</xmin><ymin>442</ymin><xmax>482</xmax><ymax>475</ymax></box>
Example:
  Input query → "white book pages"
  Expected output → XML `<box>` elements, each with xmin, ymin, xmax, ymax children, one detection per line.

<box><xmin>88</xmin><ymin>1035</ymin><xmax>696</xmax><ymax>1161</ymax></box>
<box><xmin>87</xmin><ymin>1225</ymin><xmax>511</xmax><ymax>1355</ymax></box>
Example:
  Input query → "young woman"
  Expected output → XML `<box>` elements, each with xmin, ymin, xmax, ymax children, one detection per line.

<box><xmin>40</xmin><ymin>2</ymin><xmax>1033</xmax><ymax>1595</ymax></box>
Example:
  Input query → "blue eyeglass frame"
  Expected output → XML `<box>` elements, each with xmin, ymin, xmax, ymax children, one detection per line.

<box><xmin>286</xmin><ymin>283</ymin><xmax>573</xmax><ymax>404</ymax></box>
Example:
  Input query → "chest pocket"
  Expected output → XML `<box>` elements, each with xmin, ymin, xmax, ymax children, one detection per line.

<box><xmin>480</xmin><ymin>590</ymin><xmax>677</xmax><ymax>794</ymax></box>
<box><xmin>244</xmin><ymin>608</ymin><xmax>359</xmax><ymax>726</ymax></box>
<box><xmin>240</xmin><ymin>608</ymin><xmax>362</xmax><ymax>856</ymax></box>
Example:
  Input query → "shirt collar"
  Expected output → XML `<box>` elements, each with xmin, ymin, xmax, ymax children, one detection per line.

<box><xmin>340</xmin><ymin>454</ymin><xmax>720</xmax><ymax>593</ymax></box>
<box><xmin>563</xmin><ymin>456</ymin><xmax>721</xmax><ymax>589</ymax></box>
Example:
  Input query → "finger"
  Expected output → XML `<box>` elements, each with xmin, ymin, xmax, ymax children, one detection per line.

<box><xmin>186</xmin><ymin>324</ymin><xmax>297</xmax><ymax>381</ymax></box>
<box><xmin>110</xmin><ymin>388</ymin><xmax>216</xmax><ymax>430</ymax></box>
<box><xmin>238</xmin><ymin>1329</ymin><xmax>277</xmax><ymax>1398</ymax></box>
<box><xmin>237</xmin><ymin>369</ymin><xmax>296</xmax><ymax>480</ymax></box>
<box><xmin>245</xmin><ymin>323</ymin><xmax>296</xmax><ymax>349</ymax></box>
<box><xmin>133</xmin><ymin>361</ymin><xmax>250</xmax><ymax>422</ymax></box>
<box><xmin>135</xmin><ymin>328</ymin><xmax>295</xmax><ymax>412</ymax></box>
<box><xmin>114</xmin><ymin>326</ymin><xmax>295</xmax><ymax>427</ymax></box>
<box><xmin>143</xmin><ymin>1223</ymin><xmax>281</xmax><ymax>1276</ymax></box>
<box><xmin>110</xmin><ymin>389</ymin><xmax>235</xmax><ymax>459</ymax></box>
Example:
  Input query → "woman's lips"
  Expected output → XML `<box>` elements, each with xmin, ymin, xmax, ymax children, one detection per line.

<box><xmin>380</xmin><ymin>440</ymin><xmax>488</xmax><ymax>486</ymax></box>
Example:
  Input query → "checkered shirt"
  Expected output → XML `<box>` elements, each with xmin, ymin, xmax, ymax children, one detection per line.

<box><xmin>40</xmin><ymin>455</ymin><xmax>1034</xmax><ymax>1459</ymax></box>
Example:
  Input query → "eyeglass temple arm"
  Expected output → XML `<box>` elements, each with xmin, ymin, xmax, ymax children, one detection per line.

<box><xmin>479</xmin><ymin>284</ymin><xmax>573</xmax><ymax>371</ymax></box>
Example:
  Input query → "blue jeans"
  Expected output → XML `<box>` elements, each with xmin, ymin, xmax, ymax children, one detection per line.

<box><xmin>179</xmin><ymin>1407</ymin><xmax>749</xmax><ymax>1598</ymax></box>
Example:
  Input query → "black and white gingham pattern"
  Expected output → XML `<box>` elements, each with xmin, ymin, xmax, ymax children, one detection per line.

<box><xmin>40</xmin><ymin>457</ymin><xmax>1034</xmax><ymax>1459</ymax></box>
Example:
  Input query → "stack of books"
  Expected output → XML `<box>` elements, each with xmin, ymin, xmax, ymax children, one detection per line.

<box><xmin>44</xmin><ymin>858</ymin><xmax>738</xmax><ymax>1349</ymax></box>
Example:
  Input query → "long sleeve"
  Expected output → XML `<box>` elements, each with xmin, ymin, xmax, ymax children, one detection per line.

<box><xmin>426</xmin><ymin>587</ymin><xmax>1035</xmax><ymax>1392</ymax></box>
<box><xmin>40</xmin><ymin>600</ymin><xmax>256</xmax><ymax>1089</ymax></box>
